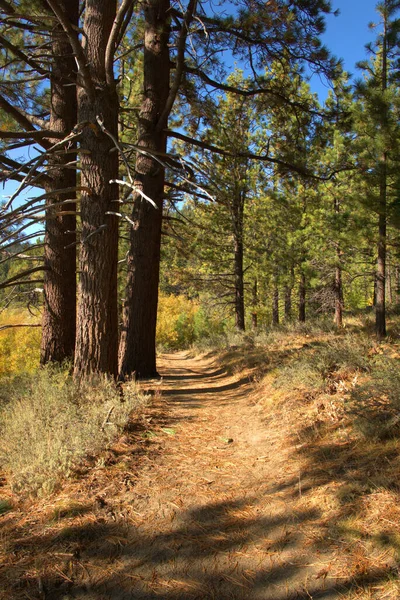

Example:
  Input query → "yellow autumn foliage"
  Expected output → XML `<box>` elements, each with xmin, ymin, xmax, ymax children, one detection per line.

<box><xmin>0</xmin><ymin>309</ymin><xmax>41</xmax><ymax>377</ymax></box>
<box><xmin>157</xmin><ymin>293</ymin><xmax>198</xmax><ymax>349</ymax></box>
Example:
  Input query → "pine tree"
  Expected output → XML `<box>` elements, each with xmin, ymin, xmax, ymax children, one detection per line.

<box><xmin>355</xmin><ymin>0</ymin><xmax>400</xmax><ymax>338</ymax></box>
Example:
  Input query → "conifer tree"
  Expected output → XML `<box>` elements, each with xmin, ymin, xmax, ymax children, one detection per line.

<box><xmin>355</xmin><ymin>0</ymin><xmax>400</xmax><ymax>338</ymax></box>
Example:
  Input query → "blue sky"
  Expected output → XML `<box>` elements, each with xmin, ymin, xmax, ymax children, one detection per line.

<box><xmin>313</xmin><ymin>0</ymin><xmax>379</xmax><ymax>98</ymax></box>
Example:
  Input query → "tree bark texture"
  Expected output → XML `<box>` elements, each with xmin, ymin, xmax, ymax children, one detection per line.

<box><xmin>74</xmin><ymin>0</ymin><xmax>120</xmax><ymax>378</ymax></box>
<box><xmin>119</xmin><ymin>0</ymin><xmax>171</xmax><ymax>379</ymax></box>
<box><xmin>40</xmin><ymin>0</ymin><xmax>78</xmax><ymax>364</ymax></box>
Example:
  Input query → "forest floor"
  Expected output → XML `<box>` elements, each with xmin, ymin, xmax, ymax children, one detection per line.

<box><xmin>1</xmin><ymin>341</ymin><xmax>400</xmax><ymax>599</ymax></box>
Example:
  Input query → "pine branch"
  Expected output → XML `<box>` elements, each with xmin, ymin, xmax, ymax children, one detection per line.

<box><xmin>0</xmin><ymin>33</ymin><xmax>49</xmax><ymax>76</ymax></box>
<box><xmin>157</xmin><ymin>0</ymin><xmax>198</xmax><ymax>131</ymax></box>
<box><xmin>184</xmin><ymin>66</ymin><xmax>326</xmax><ymax>117</ymax></box>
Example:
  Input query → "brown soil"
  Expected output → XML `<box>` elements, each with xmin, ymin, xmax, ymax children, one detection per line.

<box><xmin>0</xmin><ymin>351</ymin><xmax>399</xmax><ymax>599</ymax></box>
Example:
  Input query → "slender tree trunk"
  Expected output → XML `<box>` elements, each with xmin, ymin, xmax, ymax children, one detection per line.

<box><xmin>251</xmin><ymin>278</ymin><xmax>258</xmax><ymax>330</ymax></box>
<box><xmin>234</xmin><ymin>230</ymin><xmax>245</xmax><ymax>331</ymax></box>
<box><xmin>284</xmin><ymin>265</ymin><xmax>294</xmax><ymax>320</ymax></box>
<box><xmin>386</xmin><ymin>255</ymin><xmax>392</xmax><ymax>304</ymax></box>
<box><xmin>333</xmin><ymin>197</ymin><xmax>344</xmax><ymax>329</ymax></box>
<box><xmin>40</xmin><ymin>0</ymin><xmax>78</xmax><ymax>364</ymax></box>
<box><xmin>375</xmin><ymin>14</ymin><xmax>388</xmax><ymax>335</ymax></box>
<box><xmin>376</xmin><ymin>199</ymin><xmax>387</xmax><ymax>337</ymax></box>
<box><xmin>74</xmin><ymin>0</ymin><xmax>120</xmax><ymax>378</ymax></box>
<box><xmin>298</xmin><ymin>270</ymin><xmax>306</xmax><ymax>323</ymax></box>
<box><xmin>334</xmin><ymin>264</ymin><xmax>344</xmax><ymax>328</ymax></box>
<box><xmin>395</xmin><ymin>265</ymin><xmax>400</xmax><ymax>304</ymax></box>
<box><xmin>272</xmin><ymin>275</ymin><xmax>279</xmax><ymax>325</ymax></box>
<box><xmin>118</xmin><ymin>0</ymin><xmax>171</xmax><ymax>379</ymax></box>
<box><xmin>375</xmin><ymin>6</ymin><xmax>388</xmax><ymax>338</ymax></box>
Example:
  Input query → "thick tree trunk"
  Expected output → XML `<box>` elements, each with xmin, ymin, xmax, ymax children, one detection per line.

<box><xmin>118</xmin><ymin>0</ymin><xmax>170</xmax><ymax>379</ymax></box>
<box><xmin>40</xmin><ymin>0</ymin><xmax>78</xmax><ymax>364</ymax></box>
<box><xmin>234</xmin><ymin>232</ymin><xmax>245</xmax><ymax>331</ymax></box>
<box><xmin>74</xmin><ymin>0</ymin><xmax>120</xmax><ymax>378</ymax></box>
<box><xmin>298</xmin><ymin>271</ymin><xmax>306</xmax><ymax>323</ymax></box>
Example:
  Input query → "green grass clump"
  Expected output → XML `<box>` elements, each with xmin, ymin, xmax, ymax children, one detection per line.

<box><xmin>0</xmin><ymin>366</ymin><xmax>144</xmax><ymax>497</ymax></box>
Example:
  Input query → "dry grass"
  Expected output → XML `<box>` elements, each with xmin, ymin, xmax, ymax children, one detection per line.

<box><xmin>0</xmin><ymin>365</ymin><xmax>146</xmax><ymax>496</ymax></box>
<box><xmin>251</xmin><ymin>319</ymin><xmax>400</xmax><ymax>599</ymax></box>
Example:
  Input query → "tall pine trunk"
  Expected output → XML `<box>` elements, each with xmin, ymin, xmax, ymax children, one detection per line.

<box><xmin>74</xmin><ymin>0</ymin><xmax>119</xmax><ymax>378</ymax></box>
<box><xmin>375</xmin><ymin>7</ymin><xmax>388</xmax><ymax>338</ymax></box>
<box><xmin>333</xmin><ymin>196</ymin><xmax>344</xmax><ymax>329</ymax></box>
<box><xmin>118</xmin><ymin>0</ymin><xmax>171</xmax><ymax>379</ymax></box>
<box><xmin>40</xmin><ymin>0</ymin><xmax>78</xmax><ymax>364</ymax></box>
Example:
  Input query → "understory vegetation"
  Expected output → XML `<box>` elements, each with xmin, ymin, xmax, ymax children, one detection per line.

<box><xmin>0</xmin><ymin>363</ymin><xmax>144</xmax><ymax>497</ymax></box>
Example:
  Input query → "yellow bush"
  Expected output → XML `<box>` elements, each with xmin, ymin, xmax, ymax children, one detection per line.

<box><xmin>157</xmin><ymin>294</ymin><xmax>198</xmax><ymax>349</ymax></box>
<box><xmin>0</xmin><ymin>309</ymin><xmax>41</xmax><ymax>377</ymax></box>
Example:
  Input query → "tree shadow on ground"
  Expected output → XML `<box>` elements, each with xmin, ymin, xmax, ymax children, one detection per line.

<box><xmin>1</xmin><ymin>492</ymin><xmax>395</xmax><ymax>600</ymax></box>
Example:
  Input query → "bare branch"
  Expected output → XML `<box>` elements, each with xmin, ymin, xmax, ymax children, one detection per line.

<box><xmin>157</xmin><ymin>0</ymin><xmax>198</xmax><ymax>131</ymax></box>
<box><xmin>105</xmin><ymin>0</ymin><xmax>134</xmax><ymax>86</ymax></box>
<box><xmin>45</xmin><ymin>0</ymin><xmax>95</xmax><ymax>100</ymax></box>
<box><xmin>0</xmin><ymin>323</ymin><xmax>41</xmax><ymax>331</ymax></box>
<box><xmin>0</xmin><ymin>130</ymin><xmax>64</xmax><ymax>142</ymax></box>
<box><xmin>0</xmin><ymin>266</ymin><xmax>49</xmax><ymax>290</ymax></box>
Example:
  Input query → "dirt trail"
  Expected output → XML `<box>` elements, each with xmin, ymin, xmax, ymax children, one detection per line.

<box><xmin>90</xmin><ymin>351</ymin><xmax>334</xmax><ymax>600</ymax></box>
<box><xmin>1</xmin><ymin>352</ymin><xmax>350</xmax><ymax>599</ymax></box>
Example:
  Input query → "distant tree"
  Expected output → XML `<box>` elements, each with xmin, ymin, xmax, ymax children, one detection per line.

<box><xmin>354</xmin><ymin>0</ymin><xmax>400</xmax><ymax>337</ymax></box>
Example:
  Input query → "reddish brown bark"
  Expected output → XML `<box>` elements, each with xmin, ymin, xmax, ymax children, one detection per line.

<box><xmin>73</xmin><ymin>0</ymin><xmax>120</xmax><ymax>378</ymax></box>
<box><xmin>40</xmin><ymin>0</ymin><xmax>78</xmax><ymax>364</ymax></box>
<box><xmin>119</xmin><ymin>0</ymin><xmax>171</xmax><ymax>379</ymax></box>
